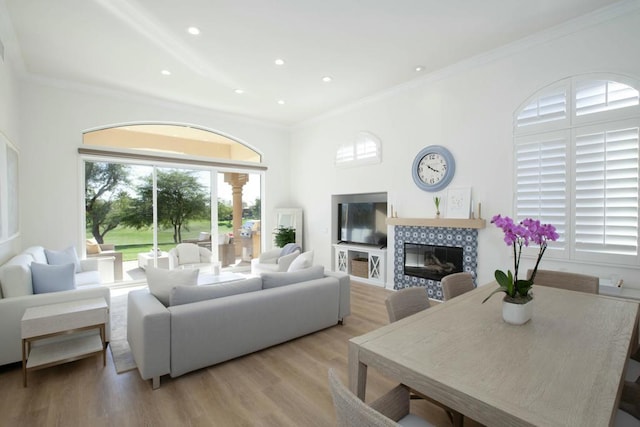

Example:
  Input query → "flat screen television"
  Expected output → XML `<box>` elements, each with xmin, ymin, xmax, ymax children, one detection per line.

<box><xmin>338</xmin><ymin>202</ymin><xmax>388</xmax><ymax>247</ymax></box>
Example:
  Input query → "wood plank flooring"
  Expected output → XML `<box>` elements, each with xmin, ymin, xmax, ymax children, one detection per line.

<box><xmin>0</xmin><ymin>282</ymin><xmax>478</xmax><ymax>427</ymax></box>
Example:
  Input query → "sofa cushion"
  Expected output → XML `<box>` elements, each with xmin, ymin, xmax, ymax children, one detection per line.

<box><xmin>45</xmin><ymin>246</ymin><xmax>81</xmax><ymax>273</ymax></box>
<box><xmin>0</xmin><ymin>254</ymin><xmax>35</xmax><ymax>298</ymax></box>
<box><xmin>147</xmin><ymin>266</ymin><xmax>199</xmax><ymax>306</ymax></box>
<box><xmin>287</xmin><ymin>250</ymin><xmax>314</xmax><ymax>272</ymax></box>
<box><xmin>169</xmin><ymin>277</ymin><xmax>263</xmax><ymax>306</ymax></box>
<box><xmin>31</xmin><ymin>262</ymin><xmax>76</xmax><ymax>294</ymax></box>
<box><xmin>75</xmin><ymin>270</ymin><xmax>102</xmax><ymax>286</ymax></box>
<box><xmin>23</xmin><ymin>246</ymin><xmax>48</xmax><ymax>264</ymax></box>
<box><xmin>261</xmin><ymin>265</ymin><xmax>325</xmax><ymax>289</ymax></box>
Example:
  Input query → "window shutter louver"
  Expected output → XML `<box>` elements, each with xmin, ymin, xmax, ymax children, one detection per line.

<box><xmin>335</xmin><ymin>145</ymin><xmax>354</xmax><ymax>164</ymax></box>
<box><xmin>576</xmin><ymin>81</ymin><xmax>639</xmax><ymax>116</ymax></box>
<box><xmin>575</xmin><ymin>126</ymin><xmax>639</xmax><ymax>256</ymax></box>
<box><xmin>515</xmin><ymin>135</ymin><xmax>567</xmax><ymax>248</ymax></box>
<box><xmin>516</xmin><ymin>87</ymin><xmax>567</xmax><ymax>127</ymax></box>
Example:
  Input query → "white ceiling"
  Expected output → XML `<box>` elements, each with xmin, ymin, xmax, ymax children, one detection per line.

<box><xmin>0</xmin><ymin>0</ymin><xmax>626</xmax><ymax>125</ymax></box>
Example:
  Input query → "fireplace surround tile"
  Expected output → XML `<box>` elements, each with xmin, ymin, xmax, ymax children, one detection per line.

<box><xmin>394</xmin><ymin>225</ymin><xmax>478</xmax><ymax>300</ymax></box>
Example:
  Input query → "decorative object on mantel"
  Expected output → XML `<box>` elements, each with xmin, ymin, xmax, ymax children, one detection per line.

<box><xmin>433</xmin><ymin>196</ymin><xmax>441</xmax><ymax>218</ymax></box>
<box><xmin>445</xmin><ymin>187</ymin><xmax>471</xmax><ymax>219</ymax></box>
<box><xmin>482</xmin><ymin>214</ymin><xmax>559</xmax><ymax>325</ymax></box>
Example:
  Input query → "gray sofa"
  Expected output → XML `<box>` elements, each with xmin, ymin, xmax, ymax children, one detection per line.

<box><xmin>127</xmin><ymin>267</ymin><xmax>350</xmax><ymax>388</ymax></box>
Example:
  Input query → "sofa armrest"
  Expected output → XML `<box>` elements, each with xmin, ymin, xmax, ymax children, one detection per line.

<box><xmin>258</xmin><ymin>248</ymin><xmax>281</xmax><ymax>264</ymax></box>
<box><xmin>99</xmin><ymin>244</ymin><xmax>116</xmax><ymax>251</ymax></box>
<box><xmin>198</xmin><ymin>247</ymin><xmax>213</xmax><ymax>263</ymax></box>
<box><xmin>324</xmin><ymin>270</ymin><xmax>351</xmax><ymax>321</ymax></box>
<box><xmin>167</xmin><ymin>249</ymin><xmax>179</xmax><ymax>269</ymax></box>
<box><xmin>127</xmin><ymin>289</ymin><xmax>171</xmax><ymax>387</ymax></box>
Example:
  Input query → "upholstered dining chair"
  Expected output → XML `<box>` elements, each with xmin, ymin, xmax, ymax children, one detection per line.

<box><xmin>385</xmin><ymin>287</ymin><xmax>430</xmax><ymax>323</ymax></box>
<box><xmin>441</xmin><ymin>272</ymin><xmax>475</xmax><ymax>301</ymax></box>
<box><xmin>328</xmin><ymin>368</ymin><xmax>434</xmax><ymax>427</ymax></box>
<box><xmin>384</xmin><ymin>288</ymin><xmax>463</xmax><ymax>426</ymax></box>
<box><xmin>526</xmin><ymin>269</ymin><xmax>599</xmax><ymax>294</ymax></box>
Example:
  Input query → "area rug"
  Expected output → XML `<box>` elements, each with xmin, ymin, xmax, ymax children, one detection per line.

<box><xmin>109</xmin><ymin>292</ymin><xmax>137</xmax><ymax>374</ymax></box>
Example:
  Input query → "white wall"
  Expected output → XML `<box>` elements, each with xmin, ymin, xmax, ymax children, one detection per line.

<box><xmin>16</xmin><ymin>79</ymin><xmax>291</xmax><ymax>254</ymax></box>
<box><xmin>0</xmin><ymin>49</ymin><xmax>21</xmax><ymax>263</ymax></box>
<box><xmin>290</xmin><ymin>10</ymin><xmax>640</xmax><ymax>288</ymax></box>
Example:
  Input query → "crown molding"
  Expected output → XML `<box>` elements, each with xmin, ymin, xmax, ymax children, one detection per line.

<box><xmin>295</xmin><ymin>0</ymin><xmax>640</xmax><ymax>129</ymax></box>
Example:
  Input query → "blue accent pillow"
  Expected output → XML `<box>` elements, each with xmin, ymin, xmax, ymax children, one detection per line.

<box><xmin>45</xmin><ymin>246</ymin><xmax>81</xmax><ymax>273</ymax></box>
<box><xmin>31</xmin><ymin>262</ymin><xmax>76</xmax><ymax>294</ymax></box>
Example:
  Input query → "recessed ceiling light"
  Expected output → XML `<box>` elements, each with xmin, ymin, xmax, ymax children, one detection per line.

<box><xmin>415</xmin><ymin>66</ymin><xmax>425</xmax><ymax>72</ymax></box>
<box><xmin>234</xmin><ymin>89</ymin><xmax>244</xmax><ymax>94</ymax></box>
<box><xmin>187</xmin><ymin>26</ymin><xmax>200</xmax><ymax>35</ymax></box>
<box><xmin>161</xmin><ymin>70</ymin><xmax>171</xmax><ymax>76</ymax></box>
<box><xmin>277</xmin><ymin>99</ymin><xmax>285</xmax><ymax>105</ymax></box>
<box><xmin>322</xmin><ymin>76</ymin><xmax>333</xmax><ymax>83</ymax></box>
<box><xmin>274</xmin><ymin>58</ymin><xmax>285</xmax><ymax>66</ymax></box>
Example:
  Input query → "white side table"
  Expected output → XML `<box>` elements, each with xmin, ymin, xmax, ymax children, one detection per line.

<box><xmin>137</xmin><ymin>251</ymin><xmax>170</xmax><ymax>270</ymax></box>
<box><xmin>21</xmin><ymin>297</ymin><xmax>108</xmax><ymax>387</ymax></box>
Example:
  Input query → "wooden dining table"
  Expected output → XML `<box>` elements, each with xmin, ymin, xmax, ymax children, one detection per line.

<box><xmin>349</xmin><ymin>284</ymin><xmax>639</xmax><ymax>426</ymax></box>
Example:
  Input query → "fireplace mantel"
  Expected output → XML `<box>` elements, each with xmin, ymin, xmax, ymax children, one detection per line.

<box><xmin>386</xmin><ymin>217</ymin><xmax>486</xmax><ymax>229</ymax></box>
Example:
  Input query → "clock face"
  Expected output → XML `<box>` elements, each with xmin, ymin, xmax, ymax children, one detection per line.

<box><xmin>411</xmin><ymin>145</ymin><xmax>455</xmax><ymax>192</ymax></box>
<box><xmin>418</xmin><ymin>153</ymin><xmax>448</xmax><ymax>186</ymax></box>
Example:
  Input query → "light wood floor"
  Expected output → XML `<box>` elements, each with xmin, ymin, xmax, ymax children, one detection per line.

<box><xmin>0</xmin><ymin>282</ymin><xmax>481</xmax><ymax>427</ymax></box>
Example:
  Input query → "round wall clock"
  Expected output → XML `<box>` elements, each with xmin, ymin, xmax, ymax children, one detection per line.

<box><xmin>411</xmin><ymin>145</ymin><xmax>456</xmax><ymax>192</ymax></box>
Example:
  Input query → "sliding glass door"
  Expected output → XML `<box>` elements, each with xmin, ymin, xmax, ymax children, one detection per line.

<box><xmin>84</xmin><ymin>159</ymin><xmax>262</xmax><ymax>283</ymax></box>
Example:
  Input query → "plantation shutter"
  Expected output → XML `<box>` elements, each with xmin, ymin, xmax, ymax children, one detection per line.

<box><xmin>576</xmin><ymin>80</ymin><xmax>639</xmax><ymax>116</ymax></box>
<box><xmin>516</xmin><ymin>87</ymin><xmax>567</xmax><ymax>128</ymax></box>
<box><xmin>574</xmin><ymin>123</ymin><xmax>639</xmax><ymax>256</ymax></box>
<box><xmin>515</xmin><ymin>133</ymin><xmax>568</xmax><ymax>249</ymax></box>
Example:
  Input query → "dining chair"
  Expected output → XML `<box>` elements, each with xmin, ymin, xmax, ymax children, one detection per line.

<box><xmin>384</xmin><ymin>287</ymin><xmax>464</xmax><ymax>426</ymax></box>
<box><xmin>385</xmin><ymin>287</ymin><xmax>430</xmax><ymax>323</ymax></box>
<box><xmin>327</xmin><ymin>368</ymin><xmax>434</xmax><ymax>427</ymax></box>
<box><xmin>441</xmin><ymin>272</ymin><xmax>475</xmax><ymax>301</ymax></box>
<box><xmin>618</xmin><ymin>379</ymin><xmax>640</xmax><ymax>425</ymax></box>
<box><xmin>526</xmin><ymin>269</ymin><xmax>599</xmax><ymax>294</ymax></box>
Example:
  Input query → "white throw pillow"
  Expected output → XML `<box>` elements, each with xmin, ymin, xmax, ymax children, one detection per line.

<box><xmin>146</xmin><ymin>266</ymin><xmax>199</xmax><ymax>306</ymax></box>
<box><xmin>45</xmin><ymin>246</ymin><xmax>81</xmax><ymax>273</ymax></box>
<box><xmin>31</xmin><ymin>262</ymin><xmax>76</xmax><ymax>294</ymax></box>
<box><xmin>287</xmin><ymin>250</ymin><xmax>314</xmax><ymax>272</ymax></box>
<box><xmin>177</xmin><ymin>244</ymin><xmax>201</xmax><ymax>265</ymax></box>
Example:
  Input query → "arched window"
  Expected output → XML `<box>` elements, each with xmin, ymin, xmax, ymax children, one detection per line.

<box><xmin>80</xmin><ymin>123</ymin><xmax>265</xmax><ymax>283</ymax></box>
<box><xmin>514</xmin><ymin>74</ymin><xmax>640</xmax><ymax>266</ymax></box>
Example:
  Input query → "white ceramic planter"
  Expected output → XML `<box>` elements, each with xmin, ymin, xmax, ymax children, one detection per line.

<box><xmin>502</xmin><ymin>298</ymin><xmax>533</xmax><ymax>325</ymax></box>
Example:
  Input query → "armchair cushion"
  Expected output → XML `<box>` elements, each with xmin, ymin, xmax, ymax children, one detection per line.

<box><xmin>86</xmin><ymin>239</ymin><xmax>102</xmax><ymax>255</ymax></box>
<box><xmin>147</xmin><ymin>266</ymin><xmax>199</xmax><ymax>306</ymax></box>
<box><xmin>176</xmin><ymin>243</ymin><xmax>201</xmax><ymax>265</ymax></box>
<box><xmin>288</xmin><ymin>250</ymin><xmax>314</xmax><ymax>272</ymax></box>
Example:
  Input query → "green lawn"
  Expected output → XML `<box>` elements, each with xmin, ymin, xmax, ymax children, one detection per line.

<box><xmin>87</xmin><ymin>220</ymin><xmax>235</xmax><ymax>261</ymax></box>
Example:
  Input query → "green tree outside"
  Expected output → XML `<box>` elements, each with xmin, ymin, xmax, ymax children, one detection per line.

<box><xmin>121</xmin><ymin>169</ymin><xmax>210</xmax><ymax>243</ymax></box>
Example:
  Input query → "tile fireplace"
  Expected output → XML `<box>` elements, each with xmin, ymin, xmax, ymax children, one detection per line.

<box><xmin>393</xmin><ymin>224</ymin><xmax>479</xmax><ymax>300</ymax></box>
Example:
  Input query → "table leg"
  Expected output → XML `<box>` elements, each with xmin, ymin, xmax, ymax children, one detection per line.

<box><xmin>101</xmin><ymin>324</ymin><xmax>106</xmax><ymax>366</ymax></box>
<box><xmin>22</xmin><ymin>338</ymin><xmax>27</xmax><ymax>387</ymax></box>
<box><xmin>348</xmin><ymin>341</ymin><xmax>367</xmax><ymax>400</ymax></box>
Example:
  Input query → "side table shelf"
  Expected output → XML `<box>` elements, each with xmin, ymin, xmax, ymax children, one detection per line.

<box><xmin>21</xmin><ymin>298</ymin><xmax>108</xmax><ymax>387</ymax></box>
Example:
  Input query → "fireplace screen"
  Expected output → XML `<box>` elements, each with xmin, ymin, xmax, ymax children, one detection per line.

<box><xmin>403</xmin><ymin>243</ymin><xmax>463</xmax><ymax>281</ymax></box>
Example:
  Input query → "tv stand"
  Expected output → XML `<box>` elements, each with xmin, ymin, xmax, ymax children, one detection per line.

<box><xmin>332</xmin><ymin>243</ymin><xmax>386</xmax><ymax>287</ymax></box>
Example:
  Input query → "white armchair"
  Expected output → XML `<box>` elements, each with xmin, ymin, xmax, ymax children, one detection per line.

<box><xmin>168</xmin><ymin>243</ymin><xmax>213</xmax><ymax>270</ymax></box>
<box><xmin>251</xmin><ymin>246</ymin><xmax>300</xmax><ymax>274</ymax></box>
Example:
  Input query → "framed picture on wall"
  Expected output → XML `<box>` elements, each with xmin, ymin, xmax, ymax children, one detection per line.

<box><xmin>0</xmin><ymin>131</ymin><xmax>19</xmax><ymax>243</ymax></box>
<box><xmin>445</xmin><ymin>187</ymin><xmax>471</xmax><ymax>219</ymax></box>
